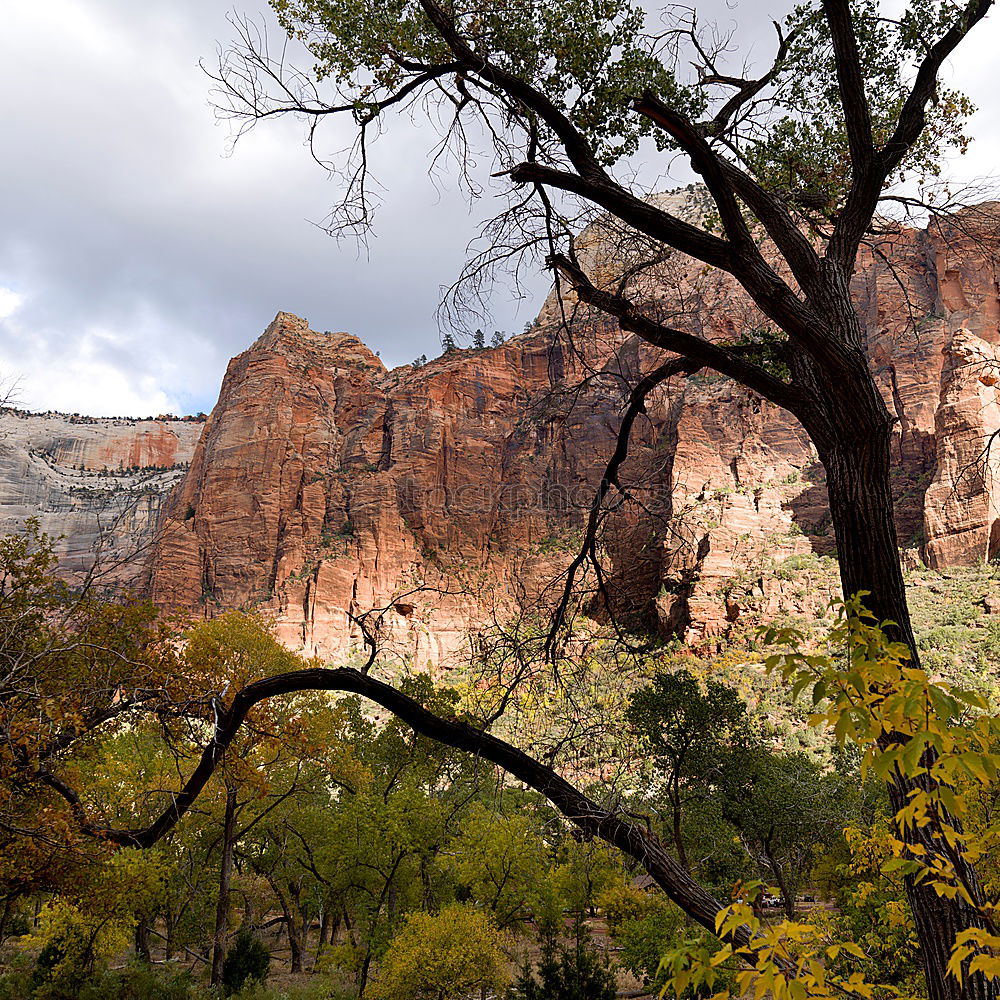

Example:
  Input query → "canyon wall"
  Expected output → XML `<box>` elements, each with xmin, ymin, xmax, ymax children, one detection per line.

<box><xmin>3</xmin><ymin>199</ymin><xmax>996</xmax><ymax>664</ymax></box>
<box><xmin>146</xmin><ymin>202</ymin><xmax>1000</xmax><ymax>666</ymax></box>
<box><xmin>0</xmin><ymin>410</ymin><xmax>202</xmax><ymax>585</ymax></box>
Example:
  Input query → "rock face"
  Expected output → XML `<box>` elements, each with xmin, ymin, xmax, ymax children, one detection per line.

<box><xmin>923</xmin><ymin>327</ymin><xmax>1000</xmax><ymax>567</ymax></box>
<box><xmin>143</xmin><ymin>203</ymin><xmax>1000</xmax><ymax>664</ymax></box>
<box><xmin>151</xmin><ymin>313</ymin><xmax>654</xmax><ymax>665</ymax></box>
<box><xmin>0</xmin><ymin>410</ymin><xmax>202</xmax><ymax>583</ymax></box>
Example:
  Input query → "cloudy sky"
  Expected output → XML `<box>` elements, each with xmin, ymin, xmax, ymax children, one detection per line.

<box><xmin>0</xmin><ymin>1</ymin><xmax>996</xmax><ymax>417</ymax></box>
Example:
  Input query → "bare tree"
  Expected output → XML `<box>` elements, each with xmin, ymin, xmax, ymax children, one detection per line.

<box><xmin>190</xmin><ymin>1</ymin><xmax>997</xmax><ymax>996</ymax></box>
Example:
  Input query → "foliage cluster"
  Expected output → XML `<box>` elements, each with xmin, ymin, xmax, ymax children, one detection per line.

<box><xmin>661</xmin><ymin>597</ymin><xmax>1000</xmax><ymax>1000</ymax></box>
<box><xmin>6</xmin><ymin>527</ymin><xmax>1000</xmax><ymax>1000</ymax></box>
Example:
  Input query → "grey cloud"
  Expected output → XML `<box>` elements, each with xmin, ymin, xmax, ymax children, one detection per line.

<box><xmin>0</xmin><ymin>0</ymin><xmax>995</xmax><ymax>416</ymax></box>
<box><xmin>0</xmin><ymin>0</ymin><xmax>545</xmax><ymax>415</ymax></box>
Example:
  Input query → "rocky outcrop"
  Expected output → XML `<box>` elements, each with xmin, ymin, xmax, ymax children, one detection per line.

<box><xmin>0</xmin><ymin>198</ymin><xmax>987</xmax><ymax>662</ymax></box>
<box><xmin>142</xmin><ymin>202</ymin><xmax>1000</xmax><ymax>664</ymax></box>
<box><xmin>151</xmin><ymin>313</ymin><xmax>661</xmax><ymax>665</ymax></box>
<box><xmin>923</xmin><ymin>328</ymin><xmax>1000</xmax><ymax>567</ymax></box>
<box><xmin>0</xmin><ymin>410</ymin><xmax>202</xmax><ymax>583</ymax></box>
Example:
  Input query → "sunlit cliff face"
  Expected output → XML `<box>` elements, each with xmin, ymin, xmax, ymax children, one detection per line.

<box><xmin>3</xmin><ymin>205</ymin><xmax>999</xmax><ymax>664</ymax></box>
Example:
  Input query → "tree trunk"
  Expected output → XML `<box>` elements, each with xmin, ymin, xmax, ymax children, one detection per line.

<box><xmin>822</xmin><ymin>422</ymin><xmax>993</xmax><ymax>1000</ymax></box>
<box><xmin>359</xmin><ymin>948</ymin><xmax>374</xmax><ymax>998</ymax></box>
<box><xmin>288</xmin><ymin>921</ymin><xmax>304</xmax><ymax>974</ymax></box>
<box><xmin>670</xmin><ymin>784</ymin><xmax>688</xmax><ymax>869</ymax></box>
<box><xmin>343</xmin><ymin>907</ymin><xmax>357</xmax><ymax>949</ymax></box>
<box><xmin>821</xmin><ymin>423</ymin><xmax>916</xmax><ymax>647</ymax></box>
<box><xmin>762</xmin><ymin>835</ymin><xmax>795</xmax><ymax>921</ymax></box>
<box><xmin>211</xmin><ymin>784</ymin><xmax>238</xmax><ymax>987</ymax></box>
<box><xmin>164</xmin><ymin>909</ymin><xmax>175</xmax><ymax>961</ymax></box>
<box><xmin>286</xmin><ymin>881</ymin><xmax>305</xmax><ymax>974</ymax></box>
<box><xmin>135</xmin><ymin>917</ymin><xmax>152</xmax><ymax>963</ymax></box>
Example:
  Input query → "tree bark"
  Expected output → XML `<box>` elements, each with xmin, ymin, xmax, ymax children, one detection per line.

<box><xmin>318</xmin><ymin>907</ymin><xmax>333</xmax><ymax>950</ymax></box>
<box><xmin>342</xmin><ymin>907</ymin><xmax>357</xmax><ymax>949</ymax></box>
<box><xmin>134</xmin><ymin>917</ymin><xmax>152</xmax><ymax>963</ymax></box>
<box><xmin>211</xmin><ymin>784</ymin><xmax>238</xmax><ymax>987</ymax></box>
<box><xmin>286</xmin><ymin>880</ymin><xmax>305</xmax><ymax>974</ymax></box>
<box><xmin>821</xmin><ymin>418</ymin><xmax>916</xmax><ymax>648</ymax></box>
<box><xmin>821</xmin><ymin>411</ymin><xmax>991</xmax><ymax>1000</ymax></box>
<box><xmin>387</xmin><ymin>881</ymin><xmax>398</xmax><ymax>925</ymax></box>
<box><xmin>359</xmin><ymin>948</ymin><xmax>374</xmax><ymax>998</ymax></box>
<box><xmin>164</xmin><ymin>909</ymin><xmax>174</xmax><ymax>961</ymax></box>
<box><xmin>762</xmin><ymin>834</ymin><xmax>795</xmax><ymax>921</ymax></box>
<box><xmin>671</xmin><ymin>785</ymin><xmax>688</xmax><ymax>869</ymax></box>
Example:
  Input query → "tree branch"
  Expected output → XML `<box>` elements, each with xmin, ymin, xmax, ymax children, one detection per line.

<box><xmin>43</xmin><ymin>665</ymin><xmax>753</xmax><ymax>949</ymax></box>
<box><xmin>546</xmin><ymin>252</ymin><xmax>805</xmax><ymax>414</ymax></box>
<box><xmin>507</xmin><ymin>161</ymin><xmax>735</xmax><ymax>271</ymax></box>
<box><xmin>822</xmin><ymin>0</ymin><xmax>876</xmax><ymax>177</ymax></box>
<box><xmin>545</xmin><ymin>354</ymin><xmax>700</xmax><ymax>657</ymax></box>
<box><xmin>714</xmin><ymin>158</ymin><xmax>821</xmax><ymax>290</ymax></box>
<box><xmin>830</xmin><ymin>0</ymin><xmax>994</xmax><ymax>266</ymax></box>
<box><xmin>633</xmin><ymin>91</ymin><xmax>821</xmax><ymax>289</ymax></box>
<box><xmin>883</xmin><ymin>0</ymin><xmax>993</xmax><ymax>173</ymax></box>
<box><xmin>705</xmin><ymin>21</ymin><xmax>800</xmax><ymax>136</ymax></box>
<box><xmin>632</xmin><ymin>91</ymin><xmax>758</xmax><ymax>258</ymax></box>
<box><xmin>416</xmin><ymin>0</ymin><xmax>610</xmax><ymax>185</ymax></box>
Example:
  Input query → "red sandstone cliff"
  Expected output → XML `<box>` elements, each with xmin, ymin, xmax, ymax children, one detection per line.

<box><xmin>149</xmin><ymin>202</ymin><xmax>1000</xmax><ymax>665</ymax></box>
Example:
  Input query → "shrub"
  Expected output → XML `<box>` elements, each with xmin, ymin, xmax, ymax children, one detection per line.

<box><xmin>233</xmin><ymin>975</ymin><xmax>354</xmax><ymax>1000</ymax></box>
<box><xmin>597</xmin><ymin>884</ymin><xmax>662</xmax><ymax>934</ymax></box>
<box><xmin>2</xmin><ymin>911</ymin><xmax>30</xmax><ymax>940</ymax></box>
<box><xmin>222</xmin><ymin>929</ymin><xmax>271</xmax><ymax>995</ymax></box>
<box><xmin>615</xmin><ymin>907</ymin><xmax>684</xmax><ymax>989</ymax></box>
<box><xmin>369</xmin><ymin>903</ymin><xmax>509</xmax><ymax>1000</ymax></box>
<box><xmin>0</xmin><ymin>964</ymin><xmax>33</xmax><ymax>1000</ymax></box>
<box><xmin>77</xmin><ymin>962</ymin><xmax>199</xmax><ymax>1000</ymax></box>
<box><xmin>509</xmin><ymin>913</ymin><xmax>617</xmax><ymax>1000</ymax></box>
<box><xmin>31</xmin><ymin>915</ymin><xmax>93</xmax><ymax>998</ymax></box>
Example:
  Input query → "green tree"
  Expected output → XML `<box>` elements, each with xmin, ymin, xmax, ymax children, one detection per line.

<box><xmin>717</xmin><ymin>748</ymin><xmax>846</xmax><ymax>919</ymax></box>
<box><xmin>627</xmin><ymin>670</ymin><xmax>749</xmax><ymax>867</ymax></box>
<box><xmin>26</xmin><ymin>542</ymin><xmax>1000</xmax><ymax>1000</ymax></box>
<box><xmin>548</xmin><ymin>834</ymin><xmax>623</xmax><ymax>917</ymax></box>
<box><xmin>660</xmin><ymin>601</ymin><xmax>1000</xmax><ymax>1000</ymax></box>
<box><xmin>445</xmin><ymin>803</ymin><xmax>548</xmax><ymax>927</ymax></box>
<box><xmin>272</xmin><ymin>685</ymin><xmax>477</xmax><ymax>992</ymax></box>
<box><xmin>221</xmin><ymin>928</ymin><xmax>270</xmax><ymax>994</ymax></box>
<box><xmin>510</xmin><ymin>912</ymin><xmax>617</xmax><ymax>1000</ymax></box>
<box><xmin>614</xmin><ymin>902</ymin><xmax>687</xmax><ymax>992</ymax></box>
<box><xmin>27</xmin><ymin>852</ymin><xmax>169</xmax><ymax>994</ymax></box>
<box><xmin>179</xmin><ymin>612</ymin><xmax>323</xmax><ymax>984</ymax></box>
